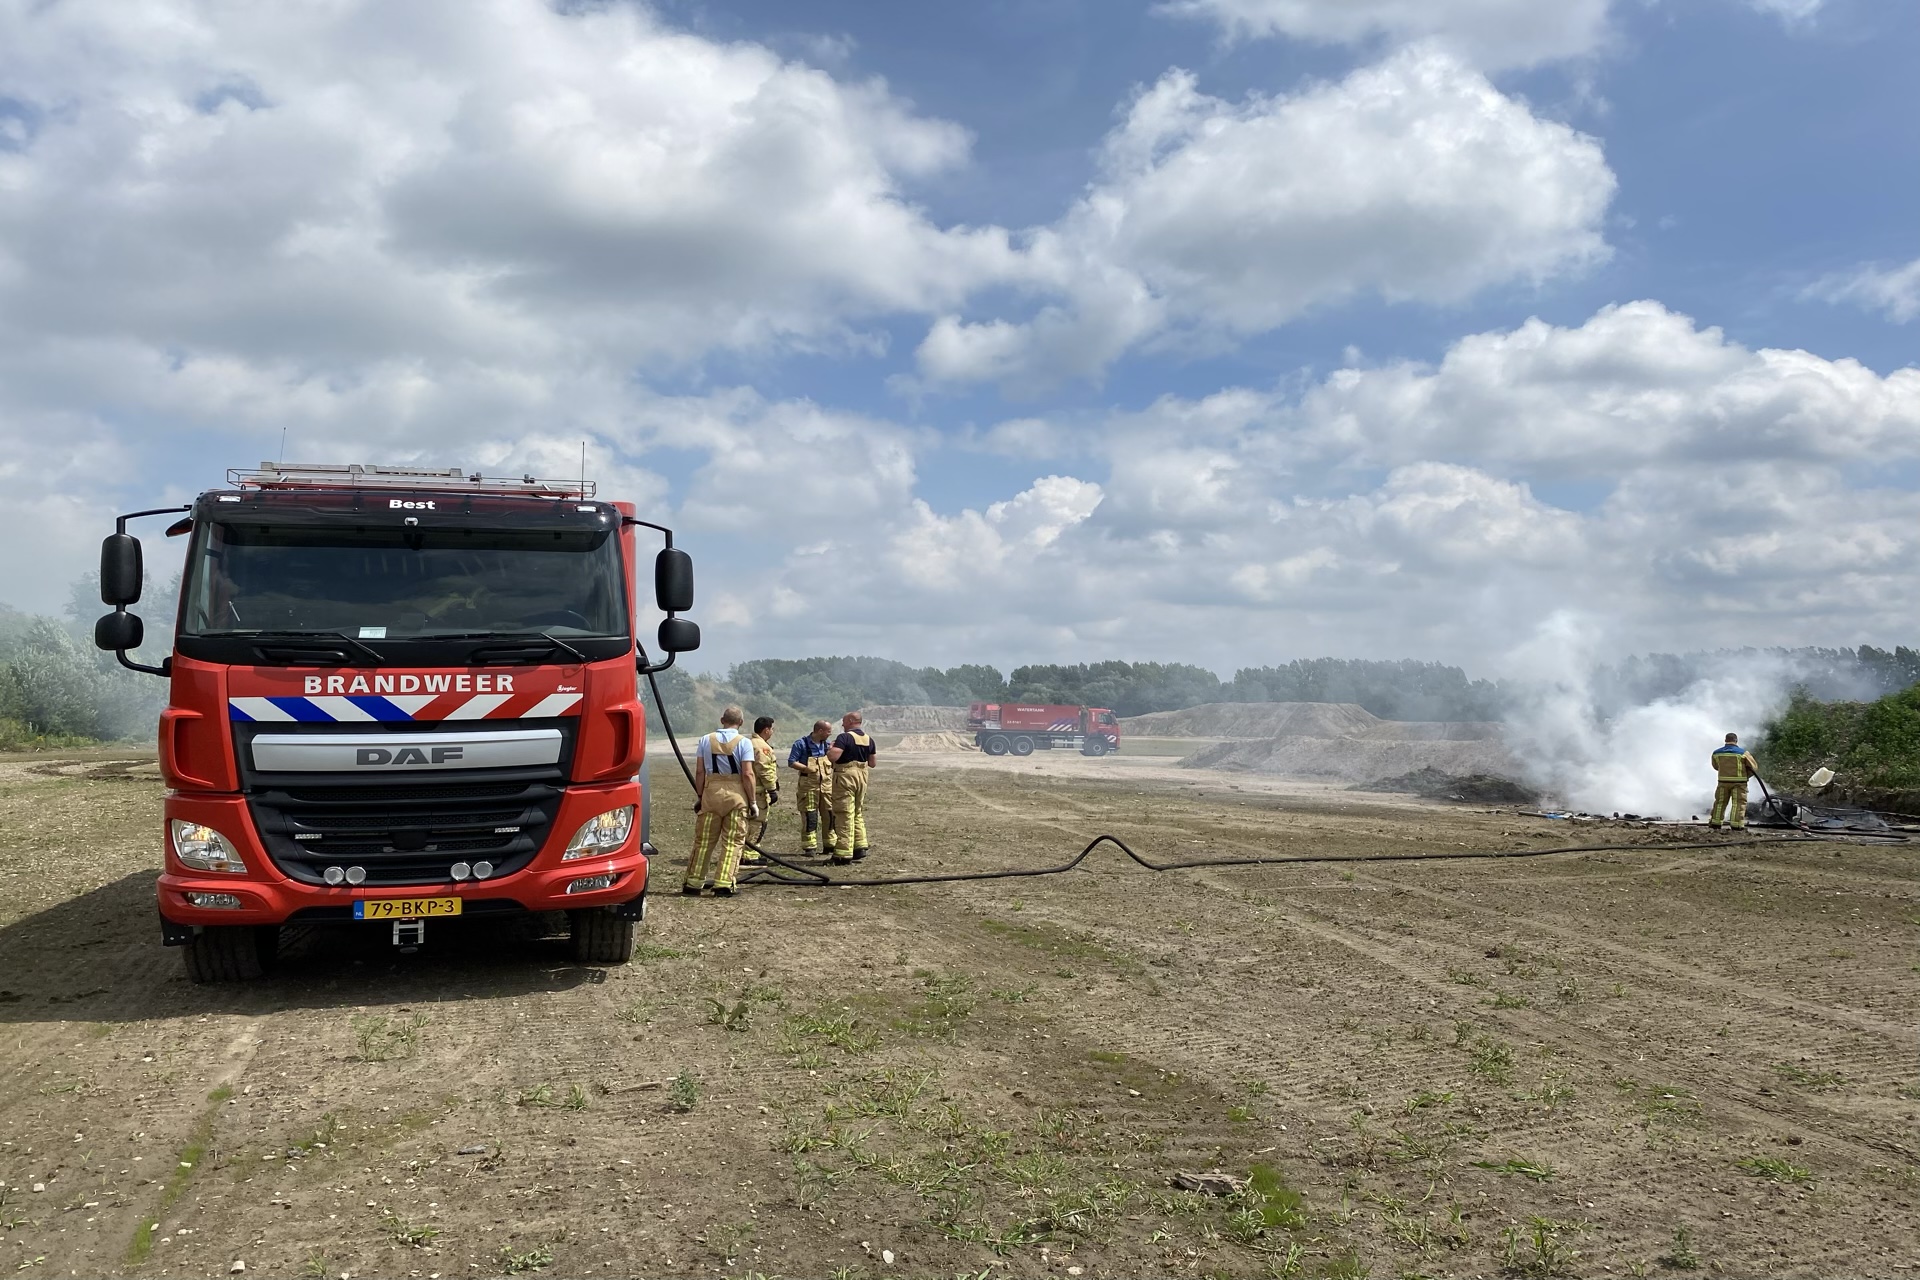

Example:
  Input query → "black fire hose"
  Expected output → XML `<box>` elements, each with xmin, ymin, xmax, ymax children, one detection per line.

<box><xmin>641</xmin><ymin>669</ymin><xmax>1903</xmax><ymax>890</ymax></box>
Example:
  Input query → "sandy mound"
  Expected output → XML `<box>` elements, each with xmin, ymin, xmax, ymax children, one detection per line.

<box><xmin>890</xmin><ymin>731</ymin><xmax>979</xmax><ymax>753</ymax></box>
<box><xmin>1123</xmin><ymin>702</ymin><xmax>1501</xmax><ymax>742</ymax></box>
<box><xmin>1182</xmin><ymin>736</ymin><xmax>1521</xmax><ymax>784</ymax></box>
<box><xmin>858</xmin><ymin>705</ymin><xmax>971</xmax><ymax>734</ymax></box>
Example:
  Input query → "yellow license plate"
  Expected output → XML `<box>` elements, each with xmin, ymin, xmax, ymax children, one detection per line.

<box><xmin>354</xmin><ymin>897</ymin><xmax>462</xmax><ymax>921</ymax></box>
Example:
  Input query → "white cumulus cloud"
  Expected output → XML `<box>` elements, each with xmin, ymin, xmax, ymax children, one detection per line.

<box><xmin>917</xmin><ymin>49</ymin><xmax>1615</xmax><ymax>389</ymax></box>
<box><xmin>1805</xmin><ymin>256</ymin><xmax>1920</xmax><ymax>324</ymax></box>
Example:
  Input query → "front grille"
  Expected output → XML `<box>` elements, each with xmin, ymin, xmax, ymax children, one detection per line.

<box><xmin>249</xmin><ymin>775</ymin><xmax>563</xmax><ymax>887</ymax></box>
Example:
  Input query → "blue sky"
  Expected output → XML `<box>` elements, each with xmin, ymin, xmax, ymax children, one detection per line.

<box><xmin>1</xmin><ymin>0</ymin><xmax>1915</xmax><ymax>678</ymax></box>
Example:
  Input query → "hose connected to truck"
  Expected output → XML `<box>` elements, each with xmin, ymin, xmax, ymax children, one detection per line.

<box><xmin>640</xmin><ymin>669</ymin><xmax>1908</xmax><ymax>891</ymax></box>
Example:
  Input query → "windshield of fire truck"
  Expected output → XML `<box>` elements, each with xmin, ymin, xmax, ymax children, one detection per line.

<box><xmin>180</xmin><ymin>522</ymin><xmax>627</xmax><ymax>639</ymax></box>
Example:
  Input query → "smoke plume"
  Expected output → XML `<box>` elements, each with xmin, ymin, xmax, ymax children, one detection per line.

<box><xmin>1500</xmin><ymin>612</ymin><xmax>1795</xmax><ymax>817</ymax></box>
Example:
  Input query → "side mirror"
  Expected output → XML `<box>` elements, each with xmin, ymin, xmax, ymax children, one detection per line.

<box><xmin>658</xmin><ymin>617</ymin><xmax>700</xmax><ymax>655</ymax></box>
<box><xmin>654</xmin><ymin>548</ymin><xmax>694</xmax><ymax>614</ymax></box>
<box><xmin>95</xmin><ymin>611</ymin><xmax>144</xmax><ymax>652</ymax></box>
<box><xmin>100</xmin><ymin>533</ymin><xmax>144</xmax><ymax>606</ymax></box>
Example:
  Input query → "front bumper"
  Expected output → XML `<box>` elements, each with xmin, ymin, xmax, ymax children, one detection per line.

<box><xmin>158</xmin><ymin>783</ymin><xmax>649</xmax><ymax>931</ymax></box>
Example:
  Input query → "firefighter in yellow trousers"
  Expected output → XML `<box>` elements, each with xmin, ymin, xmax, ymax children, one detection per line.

<box><xmin>747</xmin><ymin>716</ymin><xmax>781</xmax><ymax>857</ymax></box>
<box><xmin>684</xmin><ymin>706</ymin><xmax>759</xmax><ymax>897</ymax></box>
<box><xmin>827</xmin><ymin>711</ymin><xmax>876</xmax><ymax>864</ymax></box>
<box><xmin>788</xmin><ymin>720</ymin><xmax>834</xmax><ymax>852</ymax></box>
<box><xmin>1709</xmin><ymin>732</ymin><xmax>1760</xmax><ymax>831</ymax></box>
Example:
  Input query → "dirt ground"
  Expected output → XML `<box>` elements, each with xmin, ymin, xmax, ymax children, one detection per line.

<box><xmin>1</xmin><ymin>747</ymin><xmax>1916</xmax><ymax>1279</ymax></box>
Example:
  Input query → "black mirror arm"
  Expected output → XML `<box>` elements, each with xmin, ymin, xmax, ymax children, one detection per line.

<box><xmin>116</xmin><ymin>505</ymin><xmax>193</xmax><ymax>535</ymax></box>
<box><xmin>622</xmin><ymin>516</ymin><xmax>674</xmax><ymax>548</ymax></box>
<box><xmin>636</xmin><ymin>640</ymin><xmax>678</xmax><ymax>677</ymax></box>
<box><xmin>115</xmin><ymin>649</ymin><xmax>171</xmax><ymax>679</ymax></box>
<box><xmin>104</xmin><ymin>506</ymin><xmax>190</xmax><ymax>679</ymax></box>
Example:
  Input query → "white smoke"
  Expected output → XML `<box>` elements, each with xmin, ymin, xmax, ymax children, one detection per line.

<box><xmin>1500</xmin><ymin>611</ymin><xmax>1794</xmax><ymax>817</ymax></box>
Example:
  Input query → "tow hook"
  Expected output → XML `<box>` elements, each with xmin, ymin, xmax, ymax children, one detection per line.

<box><xmin>392</xmin><ymin>919</ymin><xmax>426</xmax><ymax>951</ymax></box>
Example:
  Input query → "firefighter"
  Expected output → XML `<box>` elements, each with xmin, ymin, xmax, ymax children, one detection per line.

<box><xmin>683</xmin><ymin>706</ymin><xmax>759</xmax><ymax>897</ymax></box>
<box><xmin>788</xmin><ymin>720</ymin><xmax>834</xmax><ymax>852</ymax></box>
<box><xmin>827</xmin><ymin>711</ymin><xmax>876</xmax><ymax>864</ymax></box>
<box><xmin>1708</xmin><ymin>732</ymin><xmax>1761</xmax><ymax>831</ymax></box>
<box><xmin>747</xmin><ymin>715</ymin><xmax>781</xmax><ymax>854</ymax></box>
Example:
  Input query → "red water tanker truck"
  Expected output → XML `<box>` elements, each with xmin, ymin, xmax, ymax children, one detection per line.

<box><xmin>92</xmin><ymin>463</ymin><xmax>701</xmax><ymax>982</ymax></box>
<box><xmin>968</xmin><ymin>702</ymin><xmax>1121</xmax><ymax>757</ymax></box>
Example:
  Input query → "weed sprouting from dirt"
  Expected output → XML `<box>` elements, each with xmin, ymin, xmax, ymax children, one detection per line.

<box><xmin>517</xmin><ymin>1083</ymin><xmax>555</xmax><ymax>1108</ymax></box>
<box><xmin>1771</xmin><ymin>1061</ymin><xmax>1846</xmax><ymax>1090</ymax></box>
<box><xmin>615</xmin><ymin>997</ymin><xmax>654</xmax><ymax>1025</ymax></box>
<box><xmin>900</xmin><ymin>970</ymin><xmax>977</xmax><ymax>1039</ymax></box>
<box><xmin>1468</xmin><ymin>1035</ymin><xmax>1515</xmax><ymax>1084</ymax></box>
<box><xmin>783</xmin><ymin>1007</ymin><xmax>880</xmax><ymax>1060</ymax></box>
<box><xmin>1499</xmin><ymin>1215</ymin><xmax>1587</xmax><ymax>1277</ymax></box>
<box><xmin>705</xmin><ymin>995</ymin><xmax>753</xmax><ymax>1031</ymax></box>
<box><xmin>351</xmin><ymin>1012</ymin><xmax>426</xmax><ymax>1062</ymax></box>
<box><xmin>1738</xmin><ymin>1155</ymin><xmax>1814</xmax><ymax>1185</ymax></box>
<box><xmin>497</xmin><ymin>1243</ymin><xmax>553</xmax><ymax>1274</ymax></box>
<box><xmin>382</xmin><ymin>1210</ymin><xmax>440</xmax><ymax>1248</ymax></box>
<box><xmin>633</xmin><ymin>941</ymin><xmax>684</xmax><ymax>961</ymax></box>
<box><xmin>564</xmin><ymin>1084</ymin><xmax>590</xmax><ymax>1111</ymax></box>
<box><xmin>1661</xmin><ymin>1223</ymin><xmax>1702</xmax><ymax>1270</ymax></box>
<box><xmin>668</xmin><ymin>1071</ymin><xmax>700</xmax><ymax>1113</ymax></box>
<box><xmin>1405</xmin><ymin>1089</ymin><xmax>1454</xmax><ymax>1113</ymax></box>
<box><xmin>1471</xmin><ymin>1157</ymin><xmax>1555</xmax><ymax>1181</ymax></box>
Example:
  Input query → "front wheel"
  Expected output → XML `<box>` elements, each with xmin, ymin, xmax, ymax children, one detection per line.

<box><xmin>183</xmin><ymin>924</ymin><xmax>277</xmax><ymax>984</ymax></box>
<box><xmin>1010</xmin><ymin>736</ymin><xmax>1035</xmax><ymax>757</ymax></box>
<box><xmin>983</xmin><ymin>735</ymin><xmax>1011</xmax><ymax>757</ymax></box>
<box><xmin>1083</xmin><ymin>739</ymin><xmax>1108</xmax><ymax>757</ymax></box>
<box><xmin>570</xmin><ymin>908</ymin><xmax>635</xmax><ymax>964</ymax></box>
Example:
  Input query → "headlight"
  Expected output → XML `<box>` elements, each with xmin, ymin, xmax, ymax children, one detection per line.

<box><xmin>563</xmin><ymin>806</ymin><xmax>635</xmax><ymax>860</ymax></box>
<box><xmin>169</xmin><ymin>820</ymin><xmax>247</xmax><ymax>874</ymax></box>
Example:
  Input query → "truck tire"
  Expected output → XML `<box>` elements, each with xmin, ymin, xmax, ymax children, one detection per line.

<box><xmin>984</xmin><ymin>735</ymin><xmax>1011</xmax><ymax>756</ymax></box>
<box><xmin>570</xmin><ymin>907</ymin><xmax>635</xmax><ymax>965</ymax></box>
<box><xmin>183</xmin><ymin>925</ymin><xmax>276</xmax><ymax>984</ymax></box>
<box><xmin>1010</xmin><ymin>736</ymin><xmax>1035</xmax><ymax>757</ymax></box>
<box><xmin>1083</xmin><ymin>739</ymin><xmax>1108</xmax><ymax>757</ymax></box>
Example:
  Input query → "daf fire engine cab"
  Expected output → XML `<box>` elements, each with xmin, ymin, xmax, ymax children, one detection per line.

<box><xmin>94</xmin><ymin>463</ymin><xmax>701</xmax><ymax>983</ymax></box>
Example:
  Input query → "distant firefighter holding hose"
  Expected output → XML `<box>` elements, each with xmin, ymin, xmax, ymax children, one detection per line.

<box><xmin>1708</xmin><ymin>732</ymin><xmax>1761</xmax><ymax>831</ymax></box>
<box><xmin>828</xmin><ymin>711</ymin><xmax>877</xmax><ymax>864</ymax></box>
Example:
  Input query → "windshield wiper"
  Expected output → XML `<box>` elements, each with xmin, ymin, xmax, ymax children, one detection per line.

<box><xmin>212</xmin><ymin>629</ymin><xmax>388</xmax><ymax>665</ymax></box>
<box><xmin>442</xmin><ymin>631</ymin><xmax>593</xmax><ymax>666</ymax></box>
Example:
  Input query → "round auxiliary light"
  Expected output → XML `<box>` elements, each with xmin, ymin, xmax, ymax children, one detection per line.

<box><xmin>344</xmin><ymin>866</ymin><xmax>367</xmax><ymax>886</ymax></box>
<box><xmin>450</xmin><ymin>861</ymin><xmax>472</xmax><ymax>881</ymax></box>
<box><xmin>322</xmin><ymin>866</ymin><xmax>346</xmax><ymax>886</ymax></box>
<box><xmin>472</xmin><ymin>861</ymin><xmax>494</xmax><ymax>880</ymax></box>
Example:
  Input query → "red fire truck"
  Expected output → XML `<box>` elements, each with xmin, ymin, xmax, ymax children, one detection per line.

<box><xmin>967</xmin><ymin>703</ymin><xmax>1121</xmax><ymax>757</ymax></box>
<box><xmin>93</xmin><ymin>463</ymin><xmax>700</xmax><ymax>982</ymax></box>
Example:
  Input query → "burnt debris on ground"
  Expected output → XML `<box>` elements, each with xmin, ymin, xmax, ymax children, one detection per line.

<box><xmin>1349</xmin><ymin>765</ymin><xmax>1540</xmax><ymax>806</ymax></box>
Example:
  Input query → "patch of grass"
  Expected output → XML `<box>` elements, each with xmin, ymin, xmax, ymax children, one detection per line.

<box><xmin>517</xmin><ymin>1083</ymin><xmax>555</xmax><ymax>1108</ymax></box>
<box><xmin>1089</xmin><ymin>1049</ymin><xmax>1129</xmax><ymax>1064</ymax></box>
<box><xmin>1227</xmin><ymin>1104</ymin><xmax>1256</xmax><ymax>1123</ymax></box>
<box><xmin>668</xmin><ymin>1071</ymin><xmax>700</xmax><ymax>1113</ymax></box>
<box><xmin>1737</xmin><ymin>1156</ymin><xmax>1813</xmax><ymax>1185</ymax></box>
<box><xmin>351</xmin><ymin>1012</ymin><xmax>426</xmax><ymax>1062</ymax></box>
<box><xmin>704</xmin><ymin>995</ymin><xmax>754</xmax><ymax>1031</ymax></box>
<box><xmin>1660</xmin><ymin>1223</ymin><xmax>1701</xmax><ymax>1270</ymax></box>
<box><xmin>1522</xmin><ymin>1072</ymin><xmax>1576</xmax><ymax>1107</ymax></box>
<box><xmin>980</xmin><ymin>917</ymin><xmax>1141</xmax><ymax>974</ymax></box>
<box><xmin>1499</xmin><ymin>1215</ymin><xmax>1587</xmax><ymax>1278</ymax></box>
<box><xmin>564</xmin><ymin>1084</ymin><xmax>590</xmax><ymax>1111</ymax></box>
<box><xmin>1641</xmin><ymin>1086</ymin><xmax>1702</xmax><ymax>1128</ymax></box>
<box><xmin>1771</xmin><ymin>1061</ymin><xmax>1846</xmax><ymax>1090</ymax></box>
<box><xmin>633</xmin><ymin>942</ymin><xmax>684</xmax><ymax>961</ymax></box>
<box><xmin>898</xmin><ymin>970</ymin><xmax>977</xmax><ymax>1039</ymax></box>
<box><xmin>1471</xmin><ymin>1157</ymin><xmax>1555</xmax><ymax>1181</ymax></box>
<box><xmin>382</xmin><ymin>1210</ymin><xmax>440</xmax><ymax>1248</ymax></box>
<box><xmin>1468</xmin><ymin>1035</ymin><xmax>1515</xmax><ymax>1085</ymax></box>
<box><xmin>1488</xmin><ymin>992</ymin><xmax>1531</xmax><ymax>1010</ymax></box>
<box><xmin>1321</xmin><ymin>1247</ymin><xmax>1369</xmax><ymax>1279</ymax></box>
<box><xmin>291</xmin><ymin>1113</ymin><xmax>342</xmax><ymax>1154</ymax></box>
<box><xmin>1446</xmin><ymin>967</ymin><xmax>1487</xmax><ymax>987</ymax></box>
<box><xmin>497</xmin><ymin>1243</ymin><xmax>553</xmax><ymax>1274</ymax></box>
<box><xmin>784</xmin><ymin>1007</ymin><xmax>881</xmax><ymax>1058</ymax></box>
<box><xmin>990</xmin><ymin>984</ymin><xmax>1039</xmax><ymax>1004</ymax></box>
<box><xmin>1404</xmin><ymin>1089</ymin><xmax>1454</xmax><ymax>1113</ymax></box>
<box><xmin>615</xmin><ymin>997</ymin><xmax>654</xmax><ymax>1025</ymax></box>
<box><xmin>123</xmin><ymin>1091</ymin><xmax>223</xmax><ymax>1265</ymax></box>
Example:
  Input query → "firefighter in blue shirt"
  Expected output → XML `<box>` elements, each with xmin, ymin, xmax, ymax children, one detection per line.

<box><xmin>788</xmin><ymin>720</ymin><xmax>834</xmax><ymax>853</ymax></box>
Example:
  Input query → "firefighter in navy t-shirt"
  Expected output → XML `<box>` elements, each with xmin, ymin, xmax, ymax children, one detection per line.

<box><xmin>826</xmin><ymin>711</ymin><xmax>876</xmax><ymax>863</ymax></box>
